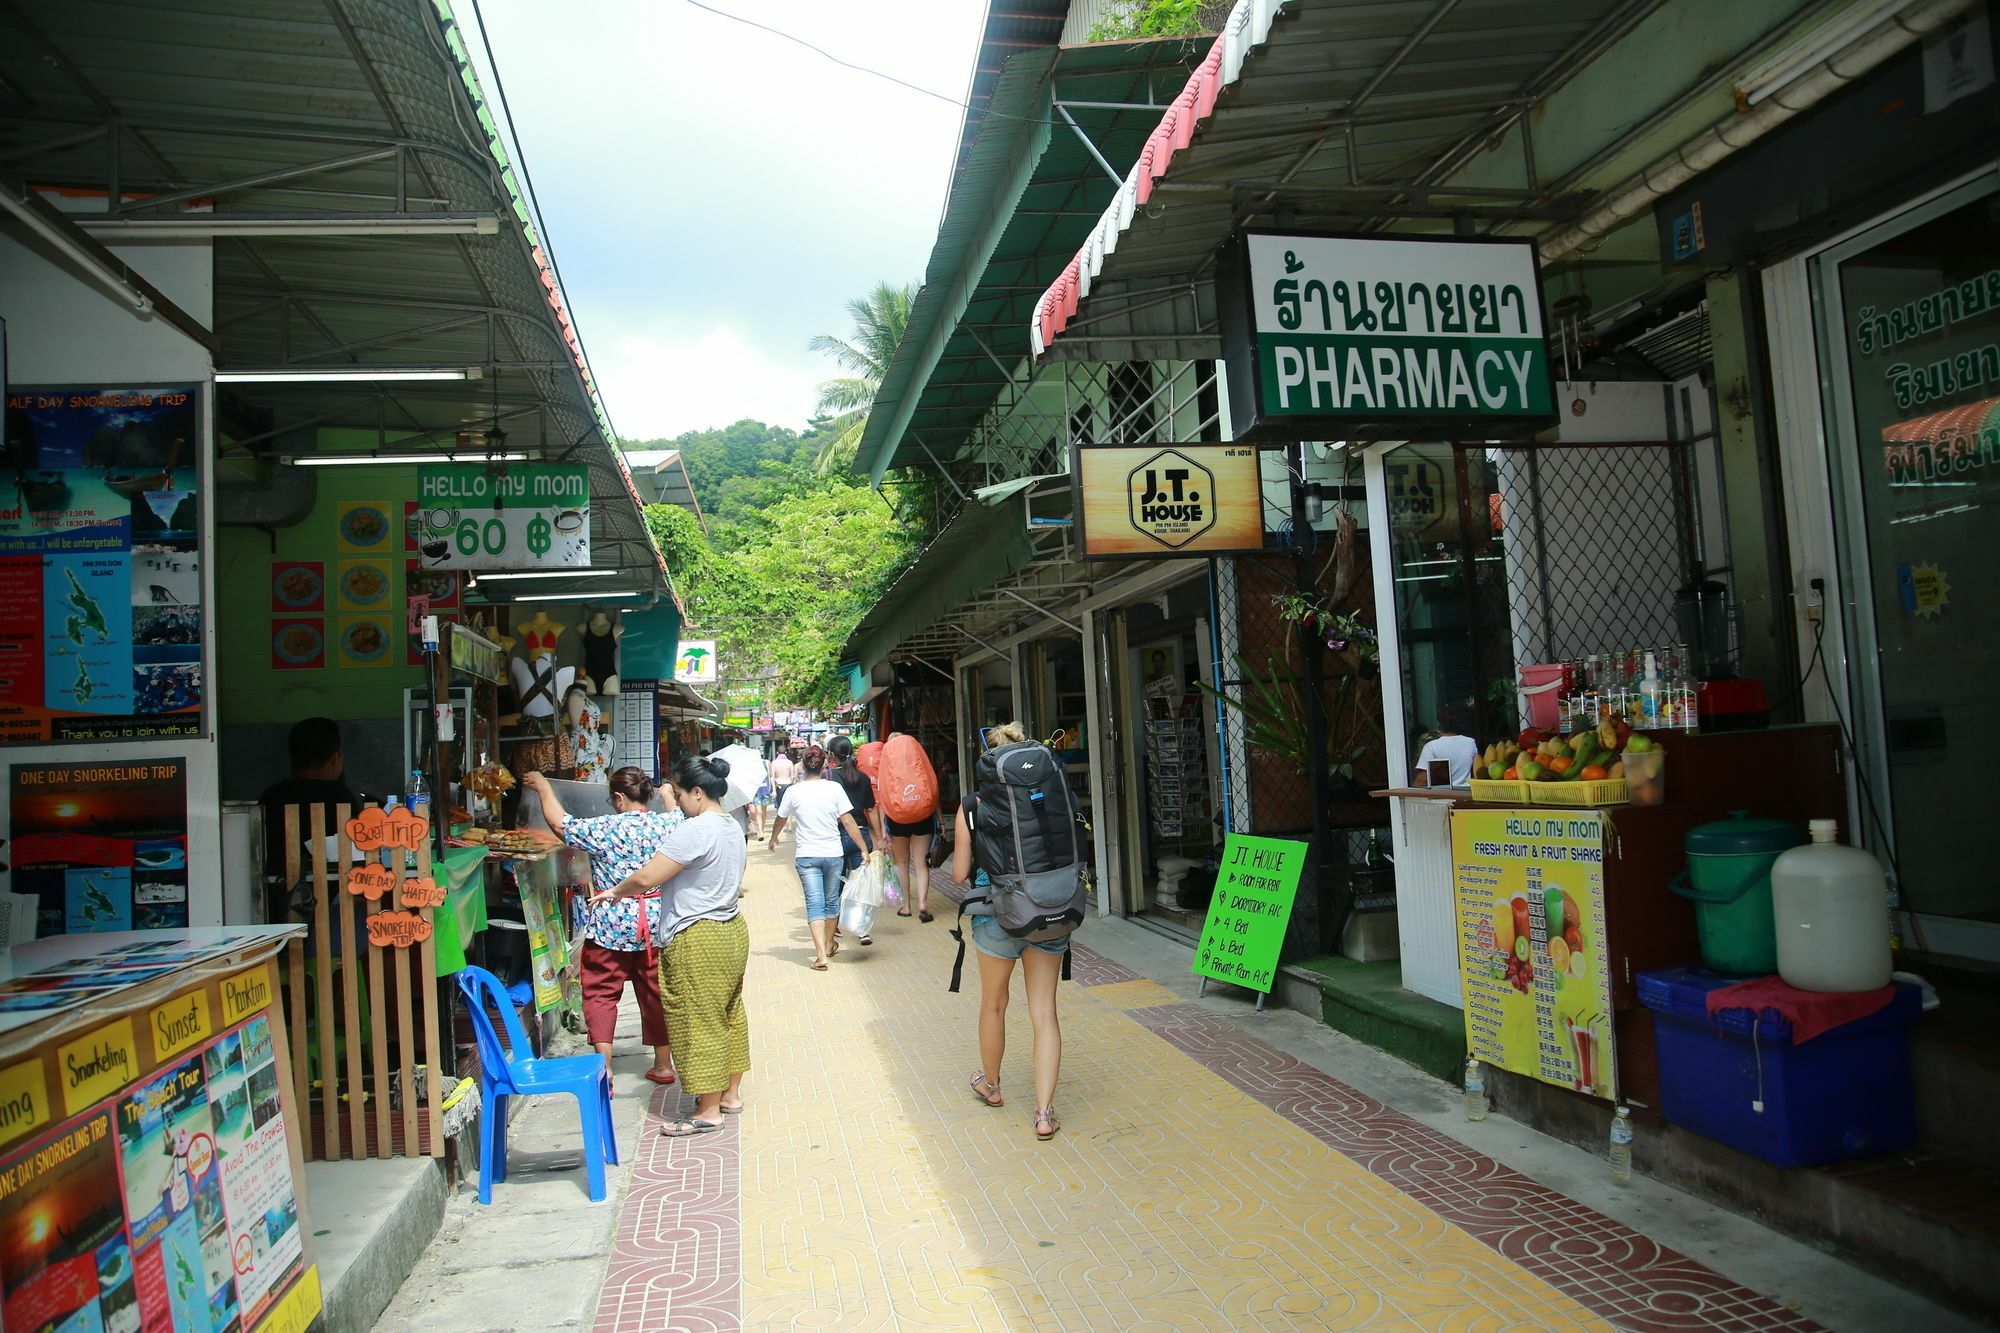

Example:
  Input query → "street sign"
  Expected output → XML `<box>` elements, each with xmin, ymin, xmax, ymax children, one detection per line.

<box><xmin>1217</xmin><ymin>230</ymin><xmax>1556</xmax><ymax>441</ymax></box>
<box><xmin>1192</xmin><ymin>834</ymin><xmax>1306</xmax><ymax>994</ymax></box>
<box><xmin>1071</xmin><ymin>442</ymin><xmax>1264</xmax><ymax>559</ymax></box>
<box><xmin>414</xmin><ymin>464</ymin><xmax>590</xmax><ymax>570</ymax></box>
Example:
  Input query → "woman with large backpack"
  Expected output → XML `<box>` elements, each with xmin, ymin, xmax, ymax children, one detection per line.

<box><xmin>952</xmin><ymin>721</ymin><xmax>1074</xmax><ymax>1142</ymax></box>
<box><xmin>878</xmin><ymin>732</ymin><xmax>939</xmax><ymax>923</ymax></box>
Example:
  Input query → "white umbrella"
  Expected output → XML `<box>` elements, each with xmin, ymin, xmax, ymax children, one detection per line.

<box><xmin>705</xmin><ymin>743</ymin><xmax>768</xmax><ymax>812</ymax></box>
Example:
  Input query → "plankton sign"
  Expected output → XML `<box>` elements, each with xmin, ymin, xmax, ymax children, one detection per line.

<box><xmin>414</xmin><ymin>465</ymin><xmax>589</xmax><ymax>571</ymax></box>
<box><xmin>1217</xmin><ymin>231</ymin><xmax>1557</xmax><ymax>440</ymax></box>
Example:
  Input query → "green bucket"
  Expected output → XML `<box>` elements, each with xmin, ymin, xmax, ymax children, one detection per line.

<box><xmin>1668</xmin><ymin>811</ymin><xmax>1802</xmax><ymax>975</ymax></box>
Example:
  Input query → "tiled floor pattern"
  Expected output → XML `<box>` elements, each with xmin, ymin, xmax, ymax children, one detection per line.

<box><xmin>597</xmin><ymin>853</ymin><xmax>1820</xmax><ymax>1331</ymax></box>
<box><xmin>592</xmin><ymin>1079</ymin><xmax>739</xmax><ymax>1332</ymax></box>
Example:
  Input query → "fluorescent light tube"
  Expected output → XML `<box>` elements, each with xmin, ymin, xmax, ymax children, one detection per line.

<box><xmin>216</xmin><ymin>368</ymin><xmax>473</xmax><ymax>383</ymax></box>
<box><xmin>1736</xmin><ymin>0</ymin><xmax>1910</xmax><ymax>105</ymax></box>
<box><xmin>288</xmin><ymin>452</ymin><xmax>529</xmax><ymax>466</ymax></box>
<box><xmin>512</xmin><ymin>590</ymin><xmax>644</xmax><ymax>602</ymax></box>
<box><xmin>476</xmin><ymin>569</ymin><xmax>619</xmax><ymax>581</ymax></box>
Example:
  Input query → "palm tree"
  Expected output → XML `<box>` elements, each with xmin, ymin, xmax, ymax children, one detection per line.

<box><xmin>808</xmin><ymin>281</ymin><xmax>912</xmax><ymax>473</ymax></box>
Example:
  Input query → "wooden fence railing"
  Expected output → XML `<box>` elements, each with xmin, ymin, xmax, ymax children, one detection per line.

<box><xmin>278</xmin><ymin>803</ymin><xmax>444</xmax><ymax>1160</ymax></box>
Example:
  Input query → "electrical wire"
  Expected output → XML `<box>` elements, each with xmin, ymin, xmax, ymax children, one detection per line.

<box><xmin>680</xmin><ymin>0</ymin><xmax>1077</xmax><ymax>129</ymax></box>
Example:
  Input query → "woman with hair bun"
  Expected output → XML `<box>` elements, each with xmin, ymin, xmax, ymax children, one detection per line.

<box><xmin>523</xmin><ymin>765</ymin><xmax>681</xmax><ymax>1085</ymax></box>
<box><xmin>602</xmin><ymin>752</ymin><xmax>751</xmax><ymax>1135</ymax></box>
<box><xmin>768</xmin><ymin>744</ymin><xmax>868</xmax><ymax>970</ymax></box>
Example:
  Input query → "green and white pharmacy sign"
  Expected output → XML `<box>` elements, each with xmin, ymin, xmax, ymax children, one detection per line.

<box><xmin>416</xmin><ymin>464</ymin><xmax>590</xmax><ymax>571</ymax></box>
<box><xmin>1219</xmin><ymin>231</ymin><xmax>1557</xmax><ymax>440</ymax></box>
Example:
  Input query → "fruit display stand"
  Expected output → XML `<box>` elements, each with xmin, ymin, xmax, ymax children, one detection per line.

<box><xmin>1405</xmin><ymin>726</ymin><xmax>1849</xmax><ymax>1110</ymax></box>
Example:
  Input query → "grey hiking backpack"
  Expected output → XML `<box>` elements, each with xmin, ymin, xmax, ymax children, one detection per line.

<box><xmin>948</xmin><ymin>741</ymin><xmax>1088</xmax><ymax>990</ymax></box>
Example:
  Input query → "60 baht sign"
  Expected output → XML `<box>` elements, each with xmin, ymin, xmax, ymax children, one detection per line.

<box><xmin>416</xmin><ymin>464</ymin><xmax>590</xmax><ymax>570</ymax></box>
<box><xmin>1072</xmin><ymin>443</ymin><xmax>1263</xmax><ymax>559</ymax></box>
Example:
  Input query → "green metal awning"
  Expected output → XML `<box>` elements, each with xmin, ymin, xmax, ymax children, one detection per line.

<box><xmin>841</xmin><ymin>501</ymin><xmax>1035</xmax><ymax>674</ymax></box>
<box><xmin>858</xmin><ymin>37</ymin><xmax>1212</xmax><ymax>485</ymax></box>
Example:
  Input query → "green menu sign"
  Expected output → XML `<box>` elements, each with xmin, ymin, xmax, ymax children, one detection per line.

<box><xmin>1192</xmin><ymin>834</ymin><xmax>1307</xmax><ymax>993</ymax></box>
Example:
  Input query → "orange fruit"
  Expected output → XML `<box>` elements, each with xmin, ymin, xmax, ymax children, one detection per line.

<box><xmin>1579</xmin><ymin>764</ymin><xmax>1608</xmax><ymax>781</ymax></box>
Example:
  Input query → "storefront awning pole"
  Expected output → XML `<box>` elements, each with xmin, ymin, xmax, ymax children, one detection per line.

<box><xmin>999</xmin><ymin>588</ymin><xmax>1080</xmax><ymax>635</ymax></box>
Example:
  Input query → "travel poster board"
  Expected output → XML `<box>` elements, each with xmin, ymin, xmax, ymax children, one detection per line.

<box><xmin>10</xmin><ymin>759</ymin><xmax>191</xmax><ymax>938</ymax></box>
<box><xmin>0</xmin><ymin>933</ymin><xmax>321</xmax><ymax>1332</ymax></box>
<box><xmin>1191</xmin><ymin>834</ymin><xmax>1306</xmax><ymax>993</ymax></box>
<box><xmin>1450</xmin><ymin>808</ymin><xmax>1615</xmax><ymax>1100</ymax></box>
<box><xmin>0</xmin><ymin>384</ymin><xmax>205</xmax><ymax>743</ymax></box>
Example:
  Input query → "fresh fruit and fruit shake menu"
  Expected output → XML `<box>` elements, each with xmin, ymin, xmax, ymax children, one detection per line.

<box><xmin>1450</xmin><ymin>808</ymin><xmax>1615</xmax><ymax>1100</ymax></box>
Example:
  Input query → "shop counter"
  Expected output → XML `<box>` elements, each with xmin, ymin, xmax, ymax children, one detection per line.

<box><xmin>0</xmin><ymin>926</ymin><xmax>322</xmax><ymax>1332</ymax></box>
<box><xmin>1386</xmin><ymin>726</ymin><xmax>1848</xmax><ymax>1109</ymax></box>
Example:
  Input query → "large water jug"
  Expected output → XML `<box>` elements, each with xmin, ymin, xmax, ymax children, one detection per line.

<box><xmin>1771</xmin><ymin>819</ymin><xmax>1892</xmax><ymax>993</ymax></box>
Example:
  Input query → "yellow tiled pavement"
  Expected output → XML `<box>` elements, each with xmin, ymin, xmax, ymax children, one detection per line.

<box><xmin>736</xmin><ymin>845</ymin><xmax>1612</xmax><ymax>1331</ymax></box>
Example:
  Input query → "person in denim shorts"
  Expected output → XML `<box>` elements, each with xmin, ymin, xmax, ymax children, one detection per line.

<box><xmin>952</xmin><ymin>721</ymin><xmax>1067</xmax><ymax>1141</ymax></box>
<box><xmin>767</xmin><ymin>746</ymin><xmax>866</xmax><ymax>971</ymax></box>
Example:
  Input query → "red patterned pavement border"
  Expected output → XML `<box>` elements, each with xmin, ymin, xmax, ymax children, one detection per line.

<box><xmin>592</xmin><ymin>1084</ymin><xmax>740</xmax><ymax>1333</ymax></box>
<box><xmin>1128</xmin><ymin>1000</ymin><xmax>1822</xmax><ymax>1332</ymax></box>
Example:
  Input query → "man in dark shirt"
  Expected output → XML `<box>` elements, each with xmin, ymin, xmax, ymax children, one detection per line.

<box><xmin>259</xmin><ymin>717</ymin><xmax>361</xmax><ymax>922</ymax></box>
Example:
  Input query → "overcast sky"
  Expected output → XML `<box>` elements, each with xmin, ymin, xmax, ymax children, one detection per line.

<box><xmin>468</xmin><ymin>0</ymin><xmax>987</xmax><ymax>443</ymax></box>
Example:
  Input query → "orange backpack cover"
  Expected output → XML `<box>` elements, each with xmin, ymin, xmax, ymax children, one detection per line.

<box><xmin>877</xmin><ymin>734</ymin><xmax>938</xmax><ymax>824</ymax></box>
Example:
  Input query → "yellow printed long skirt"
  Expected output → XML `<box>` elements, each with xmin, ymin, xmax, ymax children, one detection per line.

<box><xmin>660</xmin><ymin>914</ymin><xmax>751</xmax><ymax>1094</ymax></box>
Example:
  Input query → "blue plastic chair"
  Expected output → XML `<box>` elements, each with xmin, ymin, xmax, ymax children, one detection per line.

<box><xmin>455</xmin><ymin>965</ymin><xmax>618</xmax><ymax>1203</ymax></box>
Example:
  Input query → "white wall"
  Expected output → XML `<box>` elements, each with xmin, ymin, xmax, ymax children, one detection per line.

<box><xmin>0</xmin><ymin>224</ymin><xmax>222</xmax><ymax>925</ymax></box>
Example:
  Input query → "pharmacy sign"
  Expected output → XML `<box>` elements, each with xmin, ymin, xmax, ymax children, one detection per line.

<box><xmin>1218</xmin><ymin>231</ymin><xmax>1557</xmax><ymax>441</ymax></box>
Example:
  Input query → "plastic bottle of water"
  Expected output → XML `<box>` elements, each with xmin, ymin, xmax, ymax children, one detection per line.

<box><xmin>380</xmin><ymin>795</ymin><xmax>399</xmax><ymax>869</ymax></box>
<box><xmin>407</xmin><ymin>770</ymin><xmax>430</xmax><ymax>824</ymax></box>
<box><xmin>1609</xmin><ymin>1106</ymin><xmax>1634</xmax><ymax>1182</ymax></box>
<box><xmin>1463</xmin><ymin>1058</ymin><xmax>1487</xmax><ymax>1121</ymax></box>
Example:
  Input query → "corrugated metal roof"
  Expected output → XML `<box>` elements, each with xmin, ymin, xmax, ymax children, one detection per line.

<box><xmin>0</xmin><ymin>0</ymin><xmax>667</xmax><ymax>601</ymax></box>
<box><xmin>859</xmin><ymin>36</ymin><xmax>1213</xmax><ymax>483</ymax></box>
<box><xmin>1032</xmin><ymin>0</ymin><xmax>1654</xmax><ymax>361</ymax></box>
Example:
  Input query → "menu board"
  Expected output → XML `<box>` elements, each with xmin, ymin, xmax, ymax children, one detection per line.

<box><xmin>1450</xmin><ymin>809</ymin><xmax>1615</xmax><ymax>1099</ymax></box>
<box><xmin>0</xmin><ymin>961</ymin><xmax>320</xmax><ymax>1332</ymax></box>
<box><xmin>0</xmin><ymin>385</ymin><xmax>205</xmax><ymax>743</ymax></box>
<box><xmin>413</xmin><ymin>465</ymin><xmax>590</xmax><ymax>571</ymax></box>
<box><xmin>1191</xmin><ymin>834</ymin><xmax>1306</xmax><ymax>994</ymax></box>
<box><xmin>611</xmin><ymin>679</ymin><xmax>658</xmax><ymax>775</ymax></box>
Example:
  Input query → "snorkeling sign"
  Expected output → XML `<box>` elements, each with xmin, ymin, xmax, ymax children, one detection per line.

<box><xmin>415</xmin><ymin>464</ymin><xmax>590</xmax><ymax>571</ymax></box>
<box><xmin>1192</xmin><ymin>834</ymin><xmax>1307</xmax><ymax>997</ymax></box>
<box><xmin>1217</xmin><ymin>231</ymin><xmax>1558</xmax><ymax>441</ymax></box>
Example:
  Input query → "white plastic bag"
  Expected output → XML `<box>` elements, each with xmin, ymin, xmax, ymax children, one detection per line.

<box><xmin>838</xmin><ymin>894</ymin><xmax>876</xmax><ymax>938</ymax></box>
<box><xmin>845</xmin><ymin>853</ymin><xmax>886</xmax><ymax>908</ymax></box>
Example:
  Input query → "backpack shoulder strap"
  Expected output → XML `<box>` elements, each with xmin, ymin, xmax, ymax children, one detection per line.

<box><xmin>1061</xmin><ymin>946</ymin><xmax>1072</xmax><ymax>983</ymax></box>
<box><xmin>947</xmin><ymin>899</ymin><xmax>971</xmax><ymax>993</ymax></box>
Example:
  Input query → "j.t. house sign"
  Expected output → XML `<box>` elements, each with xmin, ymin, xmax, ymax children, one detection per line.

<box><xmin>1071</xmin><ymin>443</ymin><xmax>1263</xmax><ymax>560</ymax></box>
<box><xmin>1217</xmin><ymin>230</ymin><xmax>1558</xmax><ymax>441</ymax></box>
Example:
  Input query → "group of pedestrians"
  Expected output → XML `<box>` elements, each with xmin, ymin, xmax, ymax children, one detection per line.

<box><xmin>528</xmin><ymin>723</ymin><xmax>1074</xmax><ymax>1144</ymax></box>
<box><xmin>524</xmin><ymin>755</ymin><xmax>751</xmax><ymax>1137</ymax></box>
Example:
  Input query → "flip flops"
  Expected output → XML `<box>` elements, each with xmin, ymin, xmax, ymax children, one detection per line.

<box><xmin>644</xmin><ymin>1068</ymin><xmax>677</xmax><ymax>1086</ymax></box>
<box><xmin>661</xmin><ymin>1117</ymin><xmax>724</xmax><ymax>1137</ymax></box>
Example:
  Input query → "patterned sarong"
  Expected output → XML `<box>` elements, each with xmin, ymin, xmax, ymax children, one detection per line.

<box><xmin>660</xmin><ymin>915</ymin><xmax>750</xmax><ymax>1094</ymax></box>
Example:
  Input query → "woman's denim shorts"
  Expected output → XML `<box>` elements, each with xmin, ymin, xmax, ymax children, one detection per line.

<box><xmin>796</xmin><ymin>856</ymin><xmax>845</xmax><ymax>921</ymax></box>
<box><xmin>969</xmin><ymin>913</ymin><xmax>1069</xmax><ymax>960</ymax></box>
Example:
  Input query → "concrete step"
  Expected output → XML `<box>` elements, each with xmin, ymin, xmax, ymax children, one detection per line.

<box><xmin>1278</xmin><ymin>955</ymin><xmax>1465</xmax><ymax>1084</ymax></box>
<box><xmin>305</xmin><ymin>1156</ymin><xmax>448</xmax><ymax>1333</ymax></box>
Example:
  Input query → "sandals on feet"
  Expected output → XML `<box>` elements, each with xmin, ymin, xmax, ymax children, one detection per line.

<box><xmin>643</xmin><ymin>1068</ymin><xmax>678</xmax><ymax>1085</ymax></box>
<box><xmin>918</xmin><ymin>909</ymin><xmax>934</xmax><ymax>923</ymax></box>
<box><xmin>895</xmin><ymin>908</ymin><xmax>912</xmax><ymax>917</ymax></box>
<box><xmin>719</xmin><ymin>1102</ymin><xmax>744</xmax><ymax>1115</ymax></box>
<box><xmin>809</xmin><ymin>958</ymin><xmax>828</xmax><ymax>971</ymax></box>
<box><xmin>969</xmin><ymin>1071</ymin><xmax>1003</xmax><ymax>1107</ymax></box>
<box><xmin>661</xmin><ymin>1116</ymin><xmax>724</xmax><ymax>1137</ymax></box>
<box><xmin>1034</xmin><ymin>1107</ymin><xmax>1060</xmax><ymax>1141</ymax></box>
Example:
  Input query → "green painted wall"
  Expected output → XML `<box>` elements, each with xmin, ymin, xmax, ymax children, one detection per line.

<box><xmin>216</xmin><ymin>462</ymin><xmax>427</xmax><ymax>726</ymax></box>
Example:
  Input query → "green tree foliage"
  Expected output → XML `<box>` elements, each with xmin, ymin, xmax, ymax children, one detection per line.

<box><xmin>634</xmin><ymin>421</ymin><xmax>918</xmax><ymax>711</ymax></box>
<box><xmin>1086</xmin><ymin>0</ymin><xmax>1229</xmax><ymax>41</ymax></box>
<box><xmin>808</xmin><ymin>281</ymin><xmax>912</xmax><ymax>474</ymax></box>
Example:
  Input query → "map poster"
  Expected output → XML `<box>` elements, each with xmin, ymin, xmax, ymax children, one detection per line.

<box><xmin>1450</xmin><ymin>808</ymin><xmax>1616</xmax><ymax>1100</ymax></box>
<box><xmin>9</xmin><ymin>760</ymin><xmax>189</xmax><ymax>938</ymax></box>
<box><xmin>0</xmin><ymin>385</ymin><xmax>204</xmax><ymax>743</ymax></box>
<box><xmin>0</xmin><ymin>1002</ymin><xmax>316</xmax><ymax>1333</ymax></box>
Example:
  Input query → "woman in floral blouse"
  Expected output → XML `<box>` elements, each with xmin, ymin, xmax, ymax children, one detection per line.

<box><xmin>523</xmin><ymin>766</ymin><xmax>682</xmax><ymax>1084</ymax></box>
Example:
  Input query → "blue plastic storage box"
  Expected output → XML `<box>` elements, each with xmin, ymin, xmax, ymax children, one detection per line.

<box><xmin>1636</xmin><ymin>967</ymin><xmax>1920</xmax><ymax>1168</ymax></box>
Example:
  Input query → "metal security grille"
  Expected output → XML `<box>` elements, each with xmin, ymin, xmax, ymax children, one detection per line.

<box><xmin>1492</xmin><ymin>441</ymin><xmax>1699</xmax><ymax>670</ymax></box>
